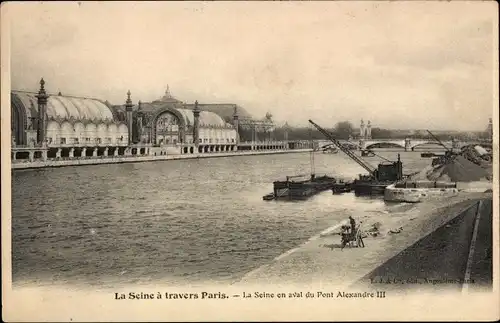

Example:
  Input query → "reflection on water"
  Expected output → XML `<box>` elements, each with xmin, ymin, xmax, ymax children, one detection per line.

<box><xmin>12</xmin><ymin>151</ymin><xmax>432</xmax><ymax>287</ymax></box>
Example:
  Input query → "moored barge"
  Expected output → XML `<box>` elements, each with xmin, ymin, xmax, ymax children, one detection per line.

<box><xmin>384</xmin><ymin>180</ymin><xmax>459</xmax><ymax>203</ymax></box>
<box><xmin>308</xmin><ymin>119</ymin><xmax>406</xmax><ymax>197</ymax></box>
<box><xmin>352</xmin><ymin>156</ymin><xmax>404</xmax><ymax>196</ymax></box>
<box><xmin>263</xmin><ymin>174</ymin><xmax>351</xmax><ymax>201</ymax></box>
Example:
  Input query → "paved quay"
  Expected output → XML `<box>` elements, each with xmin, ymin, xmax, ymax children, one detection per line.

<box><xmin>11</xmin><ymin>148</ymin><xmax>312</xmax><ymax>170</ymax></box>
<box><xmin>235</xmin><ymin>192</ymin><xmax>492</xmax><ymax>292</ymax></box>
<box><xmin>355</xmin><ymin>197</ymin><xmax>493</xmax><ymax>295</ymax></box>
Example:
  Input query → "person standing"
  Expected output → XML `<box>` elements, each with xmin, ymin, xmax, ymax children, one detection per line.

<box><xmin>349</xmin><ymin>216</ymin><xmax>356</xmax><ymax>234</ymax></box>
<box><xmin>356</xmin><ymin>223</ymin><xmax>365</xmax><ymax>248</ymax></box>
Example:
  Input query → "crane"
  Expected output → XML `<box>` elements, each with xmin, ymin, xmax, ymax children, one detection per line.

<box><xmin>308</xmin><ymin>119</ymin><xmax>376</xmax><ymax>176</ymax></box>
<box><xmin>426</xmin><ymin>130</ymin><xmax>452</xmax><ymax>153</ymax></box>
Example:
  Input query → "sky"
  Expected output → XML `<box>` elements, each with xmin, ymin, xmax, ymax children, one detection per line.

<box><xmin>5</xmin><ymin>1</ymin><xmax>497</xmax><ymax>131</ymax></box>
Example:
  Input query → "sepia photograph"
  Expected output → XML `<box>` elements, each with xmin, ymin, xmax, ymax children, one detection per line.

<box><xmin>2</xmin><ymin>1</ymin><xmax>498</xmax><ymax>321</ymax></box>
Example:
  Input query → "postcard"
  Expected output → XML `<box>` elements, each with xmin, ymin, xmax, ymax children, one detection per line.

<box><xmin>2</xmin><ymin>1</ymin><xmax>498</xmax><ymax>321</ymax></box>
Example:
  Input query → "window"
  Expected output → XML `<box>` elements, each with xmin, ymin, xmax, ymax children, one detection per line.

<box><xmin>60</xmin><ymin>138</ymin><xmax>66</xmax><ymax>144</ymax></box>
<box><xmin>96</xmin><ymin>138</ymin><xmax>102</xmax><ymax>144</ymax></box>
<box><xmin>199</xmin><ymin>139</ymin><xmax>202</xmax><ymax>143</ymax></box>
<box><xmin>173</xmin><ymin>139</ymin><xmax>177</xmax><ymax>144</ymax></box>
<box><xmin>232</xmin><ymin>139</ymin><xmax>235</xmax><ymax>143</ymax></box>
<box><xmin>74</xmin><ymin>138</ymin><xmax>79</xmax><ymax>144</ymax></box>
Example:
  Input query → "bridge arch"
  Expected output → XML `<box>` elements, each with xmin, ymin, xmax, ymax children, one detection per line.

<box><xmin>365</xmin><ymin>142</ymin><xmax>405</xmax><ymax>150</ymax></box>
<box><xmin>410</xmin><ymin>141</ymin><xmax>450</xmax><ymax>150</ymax></box>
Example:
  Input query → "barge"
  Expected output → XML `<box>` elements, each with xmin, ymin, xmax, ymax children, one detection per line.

<box><xmin>332</xmin><ymin>180</ymin><xmax>354</xmax><ymax>194</ymax></box>
<box><xmin>352</xmin><ymin>156</ymin><xmax>404</xmax><ymax>196</ymax></box>
<box><xmin>384</xmin><ymin>180</ymin><xmax>459</xmax><ymax>203</ymax></box>
<box><xmin>361</xmin><ymin>150</ymin><xmax>375</xmax><ymax>157</ymax></box>
<box><xmin>308</xmin><ymin>119</ymin><xmax>405</xmax><ymax>197</ymax></box>
<box><xmin>263</xmin><ymin>174</ymin><xmax>350</xmax><ymax>201</ymax></box>
<box><xmin>421</xmin><ymin>152</ymin><xmax>437</xmax><ymax>158</ymax></box>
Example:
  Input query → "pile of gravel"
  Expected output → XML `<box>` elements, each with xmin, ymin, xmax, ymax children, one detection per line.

<box><xmin>411</xmin><ymin>155</ymin><xmax>491</xmax><ymax>182</ymax></box>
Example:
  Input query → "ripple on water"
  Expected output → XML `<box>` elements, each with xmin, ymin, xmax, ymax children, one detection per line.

<box><xmin>12</xmin><ymin>152</ymin><xmax>435</xmax><ymax>287</ymax></box>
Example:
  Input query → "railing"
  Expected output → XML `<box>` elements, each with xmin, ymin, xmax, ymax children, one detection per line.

<box><xmin>11</xmin><ymin>153</ymin><xmax>153</xmax><ymax>164</ymax></box>
<box><xmin>239</xmin><ymin>140</ymin><xmax>289</xmax><ymax>145</ymax></box>
<box><xmin>46</xmin><ymin>142</ymin><xmax>130</xmax><ymax>148</ymax></box>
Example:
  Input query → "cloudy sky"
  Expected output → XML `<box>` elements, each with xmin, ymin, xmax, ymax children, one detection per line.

<box><xmin>6</xmin><ymin>1</ymin><xmax>497</xmax><ymax>130</ymax></box>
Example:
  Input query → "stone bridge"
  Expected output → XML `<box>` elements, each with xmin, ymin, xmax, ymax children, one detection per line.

<box><xmin>317</xmin><ymin>138</ymin><xmax>491</xmax><ymax>151</ymax></box>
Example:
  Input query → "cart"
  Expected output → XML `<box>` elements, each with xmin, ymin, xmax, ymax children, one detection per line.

<box><xmin>340</xmin><ymin>225</ymin><xmax>365</xmax><ymax>250</ymax></box>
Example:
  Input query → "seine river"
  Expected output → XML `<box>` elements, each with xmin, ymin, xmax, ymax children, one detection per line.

<box><xmin>12</xmin><ymin>150</ymin><xmax>434</xmax><ymax>288</ymax></box>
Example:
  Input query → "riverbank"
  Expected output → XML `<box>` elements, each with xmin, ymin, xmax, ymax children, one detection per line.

<box><xmin>235</xmin><ymin>191</ymin><xmax>493</xmax><ymax>291</ymax></box>
<box><xmin>354</xmin><ymin>197</ymin><xmax>493</xmax><ymax>294</ymax></box>
<box><xmin>11</xmin><ymin>148</ymin><xmax>312</xmax><ymax>170</ymax></box>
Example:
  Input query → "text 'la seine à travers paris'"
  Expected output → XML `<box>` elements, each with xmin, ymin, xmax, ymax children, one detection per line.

<box><xmin>115</xmin><ymin>291</ymin><xmax>387</xmax><ymax>300</ymax></box>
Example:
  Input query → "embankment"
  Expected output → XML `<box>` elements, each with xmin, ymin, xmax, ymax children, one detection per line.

<box><xmin>11</xmin><ymin>149</ymin><xmax>312</xmax><ymax>170</ymax></box>
<box><xmin>236</xmin><ymin>192</ymin><xmax>492</xmax><ymax>290</ymax></box>
<box><xmin>353</xmin><ymin>197</ymin><xmax>493</xmax><ymax>294</ymax></box>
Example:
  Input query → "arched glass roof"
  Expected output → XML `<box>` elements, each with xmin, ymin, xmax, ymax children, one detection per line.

<box><xmin>12</xmin><ymin>91</ymin><xmax>114</xmax><ymax>122</ymax></box>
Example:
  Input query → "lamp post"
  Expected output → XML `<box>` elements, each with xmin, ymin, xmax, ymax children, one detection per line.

<box><xmin>36</xmin><ymin>78</ymin><xmax>49</xmax><ymax>145</ymax></box>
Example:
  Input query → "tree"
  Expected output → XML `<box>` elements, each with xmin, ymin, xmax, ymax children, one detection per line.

<box><xmin>333</xmin><ymin>121</ymin><xmax>354</xmax><ymax>140</ymax></box>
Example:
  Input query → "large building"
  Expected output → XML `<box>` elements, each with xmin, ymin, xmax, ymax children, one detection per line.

<box><xmin>11</xmin><ymin>79</ymin><xmax>282</xmax><ymax>161</ymax></box>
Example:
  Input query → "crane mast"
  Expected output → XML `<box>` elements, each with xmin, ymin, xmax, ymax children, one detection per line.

<box><xmin>426</xmin><ymin>130</ymin><xmax>452</xmax><ymax>152</ymax></box>
<box><xmin>308</xmin><ymin>119</ymin><xmax>376</xmax><ymax>176</ymax></box>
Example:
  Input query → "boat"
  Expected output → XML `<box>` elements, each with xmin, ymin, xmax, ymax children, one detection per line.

<box><xmin>263</xmin><ymin>137</ymin><xmax>347</xmax><ymax>201</ymax></box>
<box><xmin>308</xmin><ymin>119</ymin><xmax>407</xmax><ymax>196</ymax></box>
<box><xmin>319</xmin><ymin>144</ymin><xmax>339</xmax><ymax>154</ymax></box>
<box><xmin>263</xmin><ymin>174</ymin><xmax>343</xmax><ymax>201</ymax></box>
<box><xmin>384</xmin><ymin>180</ymin><xmax>458</xmax><ymax>203</ymax></box>
<box><xmin>352</xmin><ymin>178</ymin><xmax>395</xmax><ymax>195</ymax></box>
<box><xmin>323</xmin><ymin>147</ymin><xmax>339</xmax><ymax>154</ymax></box>
<box><xmin>351</xmin><ymin>156</ymin><xmax>404</xmax><ymax>196</ymax></box>
<box><xmin>332</xmin><ymin>180</ymin><xmax>354</xmax><ymax>194</ymax></box>
<box><xmin>421</xmin><ymin>152</ymin><xmax>436</xmax><ymax>158</ymax></box>
<box><xmin>262</xmin><ymin>193</ymin><xmax>275</xmax><ymax>201</ymax></box>
<box><xmin>361</xmin><ymin>150</ymin><xmax>375</xmax><ymax>157</ymax></box>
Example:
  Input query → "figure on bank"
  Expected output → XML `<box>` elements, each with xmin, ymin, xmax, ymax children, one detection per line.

<box><xmin>349</xmin><ymin>216</ymin><xmax>356</xmax><ymax>233</ymax></box>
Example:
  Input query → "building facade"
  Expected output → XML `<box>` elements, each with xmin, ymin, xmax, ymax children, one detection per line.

<box><xmin>112</xmin><ymin>88</ymin><xmax>241</xmax><ymax>154</ymax></box>
<box><xmin>11</xmin><ymin>79</ymin><xmax>283</xmax><ymax>161</ymax></box>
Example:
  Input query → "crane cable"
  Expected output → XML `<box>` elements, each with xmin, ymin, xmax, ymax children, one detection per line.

<box><xmin>309</xmin><ymin>119</ymin><xmax>376</xmax><ymax>174</ymax></box>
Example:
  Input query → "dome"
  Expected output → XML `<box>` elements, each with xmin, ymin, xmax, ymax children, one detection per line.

<box><xmin>175</xmin><ymin>108</ymin><xmax>229</xmax><ymax>127</ymax></box>
<box><xmin>12</xmin><ymin>91</ymin><xmax>114</xmax><ymax>122</ymax></box>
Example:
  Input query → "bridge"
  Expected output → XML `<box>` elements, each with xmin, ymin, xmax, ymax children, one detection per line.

<box><xmin>314</xmin><ymin>118</ymin><xmax>493</xmax><ymax>152</ymax></box>
<box><xmin>317</xmin><ymin>138</ymin><xmax>492</xmax><ymax>151</ymax></box>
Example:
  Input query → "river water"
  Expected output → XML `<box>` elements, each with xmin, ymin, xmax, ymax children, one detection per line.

<box><xmin>12</xmin><ymin>150</ymin><xmax>435</xmax><ymax>288</ymax></box>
